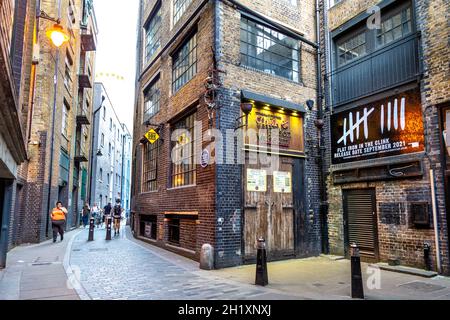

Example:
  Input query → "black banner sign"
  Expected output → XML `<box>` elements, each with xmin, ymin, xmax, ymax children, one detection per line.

<box><xmin>331</xmin><ymin>89</ymin><xmax>425</xmax><ymax>164</ymax></box>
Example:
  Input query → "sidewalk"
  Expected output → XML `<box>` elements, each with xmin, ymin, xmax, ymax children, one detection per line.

<box><xmin>0</xmin><ymin>229</ymin><xmax>82</xmax><ymax>300</ymax></box>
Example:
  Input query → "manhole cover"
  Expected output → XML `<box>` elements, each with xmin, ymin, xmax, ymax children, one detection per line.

<box><xmin>399</xmin><ymin>281</ymin><xmax>446</xmax><ymax>293</ymax></box>
<box><xmin>89</xmin><ymin>248</ymin><xmax>108</xmax><ymax>252</ymax></box>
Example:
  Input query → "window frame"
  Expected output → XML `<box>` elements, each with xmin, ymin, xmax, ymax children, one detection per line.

<box><xmin>173</xmin><ymin>0</ymin><xmax>193</xmax><ymax>25</ymax></box>
<box><xmin>143</xmin><ymin>74</ymin><xmax>161</xmax><ymax>121</ymax></box>
<box><xmin>144</xmin><ymin>2</ymin><xmax>162</xmax><ymax>64</ymax></box>
<box><xmin>142</xmin><ymin>140</ymin><xmax>160</xmax><ymax>193</ymax></box>
<box><xmin>167</xmin><ymin>218</ymin><xmax>180</xmax><ymax>244</ymax></box>
<box><xmin>170</xmin><ymin>112</ymin><xmax>197</xmax><ymax>188</ymax></box>
<box><xmin>172</xmin><ymin>31</ymin><xmax>198</xmax><ymax>93</ymax></box>
<box><xmin>239</xmin><ymin>17</ymin><xmax>302</xmax><ymax>82</ymax></box>
<box><xmin>332</xmin><ymin>1</ymin><xmax>414</xmax><ymax>69</ymax></box>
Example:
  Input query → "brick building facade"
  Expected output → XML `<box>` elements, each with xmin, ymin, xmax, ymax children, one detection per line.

<box><xmin>132</xmin><ymin>0</ymin><xmax>323</xmax><ymax>268</ymax></box>
<box><xmin>1</xmin><ymin>0</ymin><xmax>98</xmax><ymax>263</ymax></box>
<box><xmin>321</xmin><ymin>0</ymin><xmax>450</xmax><ymax>274</ymax></box>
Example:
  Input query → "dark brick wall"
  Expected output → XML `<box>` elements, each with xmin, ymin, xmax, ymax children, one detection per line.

<box><xmin>322</xmin><ymin>0</ymin><xmax>450</xmax><ymax>274</ymax></box>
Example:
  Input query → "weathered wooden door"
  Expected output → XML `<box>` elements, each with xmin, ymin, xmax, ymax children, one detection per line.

<box><xmin>243</xmin><ymin>153</ymin><xmax>295</xmax><ymax>260</ymax></box>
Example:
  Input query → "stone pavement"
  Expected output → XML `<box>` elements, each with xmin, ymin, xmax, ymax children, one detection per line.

<box><xmin>0</xmin><ymin>228</ymin><xmax>82</xmax><ymax>300</ymax></box>
<box><xmin>2</xmin><ymin>222</ymin><xmax>450</xmax><ymax>300</ymax></box>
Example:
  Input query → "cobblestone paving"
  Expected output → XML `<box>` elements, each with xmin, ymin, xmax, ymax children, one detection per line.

<box><xmin>69</xmin><ymin>227</ymin><xmax>284</xmax><ymax>300</ymax></box>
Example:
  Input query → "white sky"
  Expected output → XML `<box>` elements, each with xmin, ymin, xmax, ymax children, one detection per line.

<box><xmin>93</xmin><ymin>0</ymin><xmax>139</xmax><ymax>133</ymax></box>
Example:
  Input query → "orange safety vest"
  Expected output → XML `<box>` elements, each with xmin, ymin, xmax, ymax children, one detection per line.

<box><xmin>51</xmin><ymin>208</ymin><xmax>66</xmax><ymax>221</ymax></box>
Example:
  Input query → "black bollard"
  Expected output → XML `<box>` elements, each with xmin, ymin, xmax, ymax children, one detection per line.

<box><xmin>105</xmin><ymin>216</ymin><xmax>112</xmax><ymax>240</ymax></box>
<box><xmin>88</xmin><ymin>217</ymin><xmax>95</xmax><ymax>241</ymax></box>
<box><xmin>255</xmin><ymin>238</ymin><xmax>268</xmax><ymax>286</ymax></box>
<box><xmin>350</xmin><ymin>243</ymin><xmax>364</xmax><ymax>299</ymax></box>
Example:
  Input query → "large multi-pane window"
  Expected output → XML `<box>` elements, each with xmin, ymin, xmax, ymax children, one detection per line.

<box><xmin>144</xmin><ymin>4</ymin><xmax>161</xmax><ymax>63</ymax></box>
<box><xmin>172</xmin><ymin>32</ymin><xmax>197</xmax><ymax>93</ymax></box>
<box><xmin>336</xmin><ymin>31</ymin><xmax>366</xmax><ymax>66</ymax></box>
<box><xmin>334</xmin><ymin>2</ymin><xmax>413</xmax><ymax>67</ymax></box>
<box><xmin>240</xmin><ymin>17</ymin><xmax>301</xmax><ymax>82</ymax></box>
<box><xmin>377</xmin><ymin>6</ymin><xmax>412</xmax><ymax>47</ymax></box>
<box><xmin>143</xmin><ymin>76</ymin><xmax>161</xmax><ymax>121</ymax></box>
<box><xmin>142</xmin><ymin>141</ymin><xmax>160</xmax><ymax>192</ymax></box>
<box><xmin>171</xmin><ymin>113</ymin><xmax>196</xmax><ymax>188</ymax></box>
<box><xmin>173</xmin><ymin>0</ymin><xmax>193</xmax><ymax>24</ymax></box>
<box><xmin>61</xmin><ymin>102</ymin><xmax>69</xmax><ymax>137</ymax></box>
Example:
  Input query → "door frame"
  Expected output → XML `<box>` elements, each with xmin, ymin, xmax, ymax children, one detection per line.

<box><xmin>342</xmin><ymin>188</ymin><xmax>380</xmax><ymax>262</ymax></box>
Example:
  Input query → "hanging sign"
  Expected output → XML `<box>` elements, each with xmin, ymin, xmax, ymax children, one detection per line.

<box><xmin>247</xmin><ymin>169</ymin><xmax>267</xmax><ymax>192</ymax></box>
<box><xmin>273</xmin><ymin>171</ymin><xmax>292</xmax><ymax>193</ymax></box>
<box><xmin>331</xmin><ymin>88</ymin><xmax>425</xmax><ymax>164</ymax></box>
<box><xmin>145</xmin><ymin>129</ymin><xmax>160</xmax><ymax>144</ymax></box>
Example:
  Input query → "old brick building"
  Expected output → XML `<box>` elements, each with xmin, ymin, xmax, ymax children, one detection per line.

<box><xmin>132</xmin><ymin>0</ymin><xmax>322</xmax><ymax>268</ymax></box>
<box><xmin>1</xmin><ymin>0</ymin><xmax>98</xmax><ymax>258</ymax></box>
<box><xmin>0</xmin><ymin>0</ymin><xmax>28</xmax><ymax>267</ymax></box>
<box><xmin>321</xmin><ymin>0</ymin><xmax>450</xmax><ymax>274</ymax></box>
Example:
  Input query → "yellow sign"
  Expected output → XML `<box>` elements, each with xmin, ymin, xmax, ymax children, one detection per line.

<box><xmin>145</xmin><ymin>129</ymin><xmax>160</xmax><ymax>144</ymax></box>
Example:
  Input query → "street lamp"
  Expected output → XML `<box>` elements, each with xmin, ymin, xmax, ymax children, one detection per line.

<box><xmin>39</xmin><ymin>10</ymin><xmax>69</xmax><ymax>47</ymax></box>
<box><xmin>45</xmin><ymin>24</ymin><xmax>69</xmax><ymax>47</ymax></box>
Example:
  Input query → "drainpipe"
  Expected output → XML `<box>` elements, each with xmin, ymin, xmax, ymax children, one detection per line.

<box><xmin>430</xmin><ymin>169</ymin><xmax>442</xmax><ymax>273</ymax></box>
<box><xmin>314</xmin><ymin>0</ymin><xmax>329</xmax><ymax>254</ymax></box>
<box><xmin>44</xmin><ymin>0</ymin><xmax>62</xmax><ymax>238</ymax></box>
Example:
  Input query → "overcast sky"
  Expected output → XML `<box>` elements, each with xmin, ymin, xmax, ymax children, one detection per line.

<box><xmin>93</xmin><ymin>0</ymin><xmax>139</xmax><ymax>133</ymax></box>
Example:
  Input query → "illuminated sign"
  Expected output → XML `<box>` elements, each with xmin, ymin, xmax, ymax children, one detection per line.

<box><xmin>245</xmin><ymin>107</ymin><xmax>304</xmax><ymax>157</ymax></box>
<box><xmin>331</xmin><ymin>89</ymin><xmax>425</xmax><ymax>164</ymax></box>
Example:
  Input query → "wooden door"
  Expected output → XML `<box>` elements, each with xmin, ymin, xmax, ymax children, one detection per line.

<box><xmin>244</xmin><ymin>154</ymin><xmax>295</xmax><ymax>260</ymax></box>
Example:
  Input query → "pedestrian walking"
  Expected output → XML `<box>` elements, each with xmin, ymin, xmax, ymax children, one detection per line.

<box><xmin>103</xmin><ymin>202</ymin><xmax>112</xmax><ymax>229</ymax></box>
<box><xmin>91</xmin><ymin>203</ymin><xmax>101</xmax><ymax>228</ymax></box>
<box><xmin>82</xmin><ymin>202</ymin><xmax>90</xmax><ymax>228</ymax></box>
<box><xmin>51</xmin><ymin>201</ymin><xmax>67</xmax><ymax>243</ymax></box>
<box><xmin>113</xmin><ymin>199</ymin><xmax>124</xmax><ymax>236</ymax></box>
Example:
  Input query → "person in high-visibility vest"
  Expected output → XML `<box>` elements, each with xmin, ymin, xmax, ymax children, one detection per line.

<box><xmin>51</xmin><ymin>201</ymin><xmax>68</xmax><ymax>243</ymax></box>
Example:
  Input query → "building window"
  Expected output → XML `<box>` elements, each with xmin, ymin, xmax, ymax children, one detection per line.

<box><xmin>103</xmin><ymin>106</ymin><xmax>106</xmax><ymax>120</ymax></box>
<box><xmin>171</xmin><ymin>112</ymin><xmax>196</xmax><ymax>188</ymax></box>
<box><xmin>172</xmin><ymin>32</ymin><xmax>197</xmax><ymax>93</ymax></box>
<box><xmin>144</xmin><ymin>76</ymin><xmax>161</xmax><ymax>121</ymax></box>
<box><xmin>99</xmin><ymin>194</ymin><xmax>103</xmax><ymax>206</ymax></box>
<box><xmin>168</xmin><ymin>219</ymin><xmax>180</xmax><ymax>244</ymax></box>
<box><xmin>109</xmin><ymin>143</ymin><xmax>111</xmax><ymax>155</ymax></box>
<box><xmin>101</xmin><ymin>133</ymin><xmax>105</xmax><ymax>147</ymax></box>
<box><xmin>336</xmin><ymin>31</ymin><xmax>367</xmax><ymax>66</ymax></box>
<box><xmin>64</xmin><ymin>54</ymin><xmax>73</xmax><ymax>92</ymax></box>
<box><xmin>110</xmin><ymin>118</ymin><xmax>112</xmax><ymax>130</ymax></box>
<box><xmin>61</xmin><ymin>102</ymin><xmax>69</xmax><ymax>137</ymax></box>
<box><xmin>334</xmin><ymin>2</ymin><xmax>413</xmax><ymax>68</ymax></box>
<box><xmin>240</xmin><ymin>17</ymin><xmax>301</xmax><ymax>82</ymax></box>
<box><xmin>377</xmin><ymin>6</ymin><xmax>412</xmax><ymax>47</ymax></box>
<box><xmin>99</xmin><ymin>168</ymin><xmax>103</xmax><ymax>181</ymax></box>
<box><xmin>144</xmin><ymin>3</ymin><xmax>161</xmax><ymax>63</ymax></box>
<box><xmin>142</xmin><ymin>141</ymin><xmax>160</xmax><ymax>192</ymax></box>
<box><xmin>173</xmin><ymin>0</ymin><xmax>193</xmax><ymax>24</ymax></box>
<box><xmin>107</xmin><ymin>173</ymin><xmax>110</xmax><ymax>186</ymax></box>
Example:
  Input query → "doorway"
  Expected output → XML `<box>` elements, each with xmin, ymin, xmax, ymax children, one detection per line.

<box><xmin>343</xmin><ymin>188</ymin><xmax>379</xmax><ymax>261</ymax></box>
<box><xmin>243</xmin><ymin>153</ymin><xmax>295</xmax><ymax>261</ymax></box>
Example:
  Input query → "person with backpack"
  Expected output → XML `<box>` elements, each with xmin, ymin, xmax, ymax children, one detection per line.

<box><xmin>113</xmin><ymin>199</ymin><xmax>123</xmax><ymax>236</ymax></box>
<box><xmin>103</xmin><ymin>202</ymin><xmax>112</xmax><ymax>229</ymax></box>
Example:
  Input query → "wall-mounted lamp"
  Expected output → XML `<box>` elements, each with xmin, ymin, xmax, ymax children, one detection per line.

<box><xmin>39</xmin><ymin>10</ymin><xmax>70</xmax><ymax>47</ymax></box>
<box><xmin>306</xmin><ymin>100</ymin><xmax>315</xmax><ymax>111</ymax></box>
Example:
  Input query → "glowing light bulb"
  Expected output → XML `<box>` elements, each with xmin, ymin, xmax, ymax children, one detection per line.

<box><xmin>46</xmin><ymin>24</ymin><xmax>69</xmax><ymax>47</ymax></box>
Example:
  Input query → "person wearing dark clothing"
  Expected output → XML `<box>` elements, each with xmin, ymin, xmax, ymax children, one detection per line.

<box><xmin>103</xmin><ymin>202</ymin><xmax>112</xmax><ymax>228</ymax></box>
<box><xmin>113</xmin><ymin>199</ymin><xmax>123</xmax><ymax>236</ymax></box>
<box><xmin>51</xmin><ymin>201</ymin><xmax>67</xmax><ymax>243</ymax></box>
<box><xmin>81</xmin><ymin>202</ymin><xmax>90</xmax><ymax>228</ymax></box>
